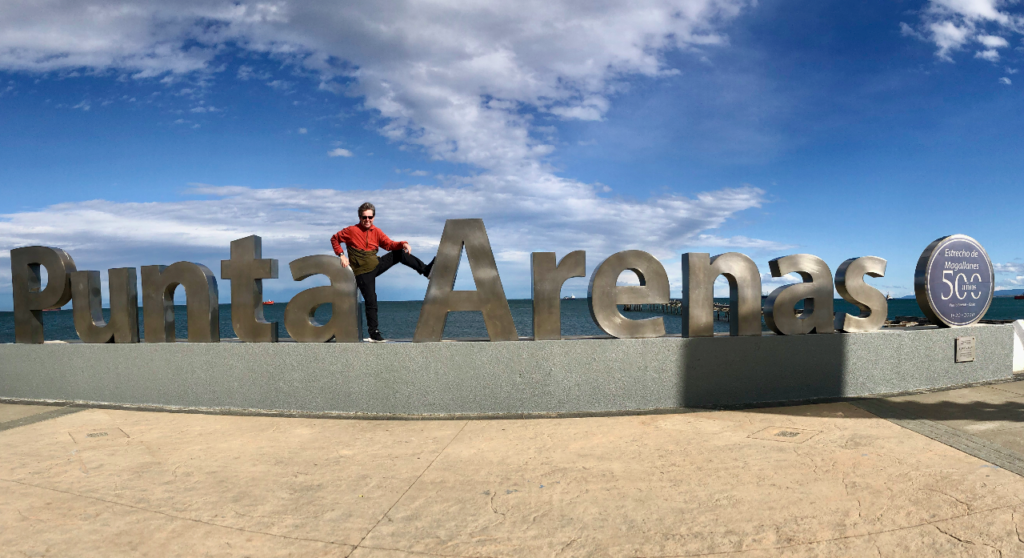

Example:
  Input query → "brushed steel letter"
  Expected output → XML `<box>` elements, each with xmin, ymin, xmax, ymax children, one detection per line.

<box><xmin>11</xmin><ymin>246</ymin><xmax>76</xmax><ymax>344</ymax></box>
<box><xmin>284</xmin><ymin>255</ymin><xmax>362</xmax><ymax>343</ymax></box>
<box><xmin>588</xmin><ymin>250</ymin><xmax>669</xmax><ymax>339</ymax></box>
<box><xmin>763</xmin><ymin>254</ymin><xmax>834</xmax><ymax>335</ymax></box>
<box><xmin>682</xmin><ymin>252</ymin><xmax>762</xmax><ymax>337</ymax></box>
<box><xmin>834</xmin><ymin>256</ymin><xmax>887</xmax><ymax>333</ymax></box>
<box><xmin>141</xmin><ymin>263</ymin><xmax>220</xmax><ymax>343</ymax></box>
<box><xmin>70</xmin><ymin>268</ymin><xmax>139</xmax><ymax>343</ymax></box>
<box><xmin>221</xmin><ymin>235</ymin><xmax>279</xmax><ymax>343</ymax></box>
<box><xmin>413</xmin><ymin>219</ymin><xmax>516</xmax><ymax>342</ymax></box>
<box><xmin>531</xmin><ymin>251</ymin><xmax>585</xmax><ymax>340</ymax></box>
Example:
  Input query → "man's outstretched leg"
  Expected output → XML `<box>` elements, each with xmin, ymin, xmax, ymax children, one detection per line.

<box><xmin>375</xmin><ymin>250</ymin><xmax>434</xmax><ymax>278</ymax></box>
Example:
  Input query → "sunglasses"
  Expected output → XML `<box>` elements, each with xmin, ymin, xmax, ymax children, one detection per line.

<box><xmin>360</xmin><ymin>215</ymin><xmax>375</xmax><ymax>220</ymax></box>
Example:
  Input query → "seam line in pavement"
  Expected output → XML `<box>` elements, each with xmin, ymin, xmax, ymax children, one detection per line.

<box><xmin>0</xmin><ymin>477</ymin><xmax>352</xmax><ymax>548</ymax></box>
<box><xmin>649</xmin><ymin>503</ymin><xmax>1022</xmax><ymax>557</ymax></box>
<box><xmin>358</xmin><ymin>544</ymin><xmax>498</xmax><ymax>558</ymax></box>
<box><xmin>850</xmin><ymin>398</ymin><xmax>1024</xmax><ymax>478</ymax></box>
<box><xmin>348</xmin><ymin>421</ymin><xmax>470</xmax><ymax>558</ymax></box>
<box><xmin>0</xmin><ymin>406</ymin><xmax>84</xmax><ymax>433</ymax></box>
<box><xmin>985</xmin><ymin>384</ymin><xmax>1024</xmax><ymax>397</ymax></box>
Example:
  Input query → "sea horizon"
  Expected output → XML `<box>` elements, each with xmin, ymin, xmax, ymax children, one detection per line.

<box><xmin>3</xmin><ymin>297</ymin><xmax>1023</xmax><ymax>343</ymax></box>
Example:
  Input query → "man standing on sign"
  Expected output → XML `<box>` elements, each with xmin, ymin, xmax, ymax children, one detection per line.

<box><xmin>331</xmin><ymin>202</ymin><xmax>434</xmax><ymax>342</ymax></box>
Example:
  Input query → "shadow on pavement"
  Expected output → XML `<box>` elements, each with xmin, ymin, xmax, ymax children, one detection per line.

<box><xmin>852</xmin><ymin>396</ymin><xmax>1024</xmax><ymax>424</ymax></box>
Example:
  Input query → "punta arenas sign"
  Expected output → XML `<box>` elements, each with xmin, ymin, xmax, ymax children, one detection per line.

<box><xmin>9</xmin><ymin>220</ymin><xmax>993</xmax><ymax>344</ymax></box>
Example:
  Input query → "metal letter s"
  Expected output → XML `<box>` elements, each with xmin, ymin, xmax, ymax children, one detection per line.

<box><xmin>834</xmin><ymin>256</ymin><xmax>887</xmax><ymax>333</ymax></box>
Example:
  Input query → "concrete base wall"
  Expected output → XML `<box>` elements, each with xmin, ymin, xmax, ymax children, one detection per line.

<box><xmin>0</xmin><ymin>324</ymin><xmax>1015</xmax><ymax>416</ymax></box>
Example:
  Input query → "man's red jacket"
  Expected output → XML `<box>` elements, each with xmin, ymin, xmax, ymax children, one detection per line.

<box><xmin>330</xmin><ymin>225</ymin><xmax>406</xmax><ymax>256</ymax></box>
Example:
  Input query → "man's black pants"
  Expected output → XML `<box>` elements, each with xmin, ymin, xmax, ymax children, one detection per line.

<box><xmin>355</xmin><ymin>250</ymin><xmax>429</xmax><ymax>333</ymax></box>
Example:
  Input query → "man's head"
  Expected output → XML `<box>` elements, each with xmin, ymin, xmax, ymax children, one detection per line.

<box><xmin>358</xmin><ymin>202</ymin><xmax>375</xmax><ymax>228</ymax></box>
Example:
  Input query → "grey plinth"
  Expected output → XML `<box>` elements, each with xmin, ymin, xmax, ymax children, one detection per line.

<box><xmin>0</xmin><ymin>325</ymin><xmax>1015</xmax><ymax>416</ymax></box>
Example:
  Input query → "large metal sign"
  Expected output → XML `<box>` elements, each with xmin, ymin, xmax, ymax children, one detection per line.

<box><xmin>914</xmin><ymin>234</ymin><xmax>994</xmax><ymax>327</ymax></box>
<box><xmin>7</xmin><ymin>222</ymin><xmax>993</xmax><ymax>343</ymax></box>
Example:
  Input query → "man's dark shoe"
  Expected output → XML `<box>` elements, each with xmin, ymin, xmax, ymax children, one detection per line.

<box><xmin>423</xmin><ymin>257</ymin><xmax>436</xmax><ymax>278</ymax></box>
<box><xmin>368</xmin><ymin>329</ymin><xmax>386</xmax><ymax>343</ymax></box>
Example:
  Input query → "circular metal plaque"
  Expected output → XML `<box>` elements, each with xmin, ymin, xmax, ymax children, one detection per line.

<box><xmin>914</xmin><ymin>234</ymin><xmax>994</xmax><ymax>327</ymax></box>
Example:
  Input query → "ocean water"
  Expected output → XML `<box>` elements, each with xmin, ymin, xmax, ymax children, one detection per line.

<box><xmin>2</xmin><ymin>297</ymin><xmax>1023</xmax><ymax>343</ymax></box>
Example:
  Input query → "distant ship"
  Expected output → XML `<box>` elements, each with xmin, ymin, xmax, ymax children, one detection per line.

<box><xmin>562</xmin><ymin>295</ymin><xmax>575</xmax><ymax>300</ymax></box>
<box><xmin>1015</xmin><ymin>294</ymin><xmax>1024</xmax><ymax>300</ymax></box>
<box><xmin>265</xmin><ymin>300</ymin><xmax>275</xmax><ymax>305</ymax></box>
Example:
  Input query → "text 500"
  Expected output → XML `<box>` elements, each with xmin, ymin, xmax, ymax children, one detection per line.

<box><xmin>941</xmin><ymin>270</ymin><xmax>982</xmax><ymax>300</ymax></box>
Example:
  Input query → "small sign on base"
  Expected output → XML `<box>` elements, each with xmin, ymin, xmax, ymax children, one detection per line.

<box><xmin>956</xmin><ymin>336</ymin><xmax>976</xmax><ymax>363</ymax></box>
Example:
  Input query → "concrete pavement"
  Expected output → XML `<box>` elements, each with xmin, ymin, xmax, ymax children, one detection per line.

<box><xmin>4</xmin><ymin>380</ymin><xmax>1024</xmax><ymax>556</ymax></box>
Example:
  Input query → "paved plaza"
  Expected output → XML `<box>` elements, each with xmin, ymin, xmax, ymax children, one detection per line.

<box><xmin>3</xmin><ymin>380</ymin><xmax>1024</xmax><ymax>557</ymax></box>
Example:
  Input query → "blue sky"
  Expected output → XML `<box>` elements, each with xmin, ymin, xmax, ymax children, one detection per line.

<box><xmin>1</xmin><ymin>0</ymin><xmax>1023</xmax><ymax>310</ymax></box>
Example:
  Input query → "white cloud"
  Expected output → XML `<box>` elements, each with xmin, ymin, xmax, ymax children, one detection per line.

<box><xmin>0</xmin><ymin>183</ymin><xmax>776</xmax><ymax>299</ymax></box>
<box><xmin>0</xmin><ymin>2</ymin><xmax>229</xmax><ymax>76</ymax></box>
<box><xmin>975</xmin><ymin>48</ymin><xmax>1001</xmax><ymax>61</ymax></box>
<box><xmin>71</xmin><ymin>100</ymin><xmax>90</xmax><ymax>111</ymax></box>
<box><xmin>549</xmin><ymin>97</ymin><xmax>610</xmax><ymax>121</ymax></box>
<box><xmin>408</xmin><ymin>170</ymin><xmax>429</xmax><ymax>177</ymax></box>
<box><xmin>690</xmin><ymin>234</ymin><xmax>794</xmax><ymax>250</ymax></box>
<box><xmin>929</xmin><ymin>21</ymin><xmax>973</xmax><ymax>60</ymax></box>
<box><xmin>758</xmin><ymin>272</ymin><xmax>804</xmax><ymax>292</ymax></box>
<box><xmin>0</xmin><ymin>0</ymin><xmax>784</xmax><ymax>300</ymax></box>
<box><xmin>0</xmin><ymin>0</ymin><xmax>753</xmax><ymax>172</ymax></box>
<box><xmin>994</xmin><ymin>262</ymin><xmax>1024</xmax><ymax>289</ymax></box>
<box><xmin>905</xmin><ymin>0</ymin><xmax>1024</xmax><ymax>62</ymax></box>
<box><xmin>298</xmin><ymin>127</ymin><xmax>307</xmax><ymax>134</ymax></box>
<box><xmin>1000</xmin><ymin>76</ymin><xmax>1012</xmax><ymax>84</ymax></box>
<box><xmin>977</xmin><ymin>34</ymin><xmax>1009</xmax><ymax>48</ymax></box>
<box><xmin>900</xmin><ymin>22</ymin><xmax>925</xmax><ymax>40</ymax></box>
<box><xmin>995</xmin><ymin>261</ymin><xmax>1019</xmax><ymax>286</ymax></box>
<box><xmin>931</xmin><ymin>0</ymin><xmax>1010</xmax><ymax>24</ymax></box>
<box><xmin>237</xmin><ymin>65</ymin><xmax>271</xmax><ymax>81</ymax></box>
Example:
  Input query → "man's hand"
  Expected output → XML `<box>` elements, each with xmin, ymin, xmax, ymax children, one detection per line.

<box><xmin>339</xmin><ymin>254</ymin><xmax>349</xmax><ymax>268</ymax></box>
<box><xmin>402</xmin><ymin>242</ymin><xmax>411</xmax><ymax>254</ymax></box>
